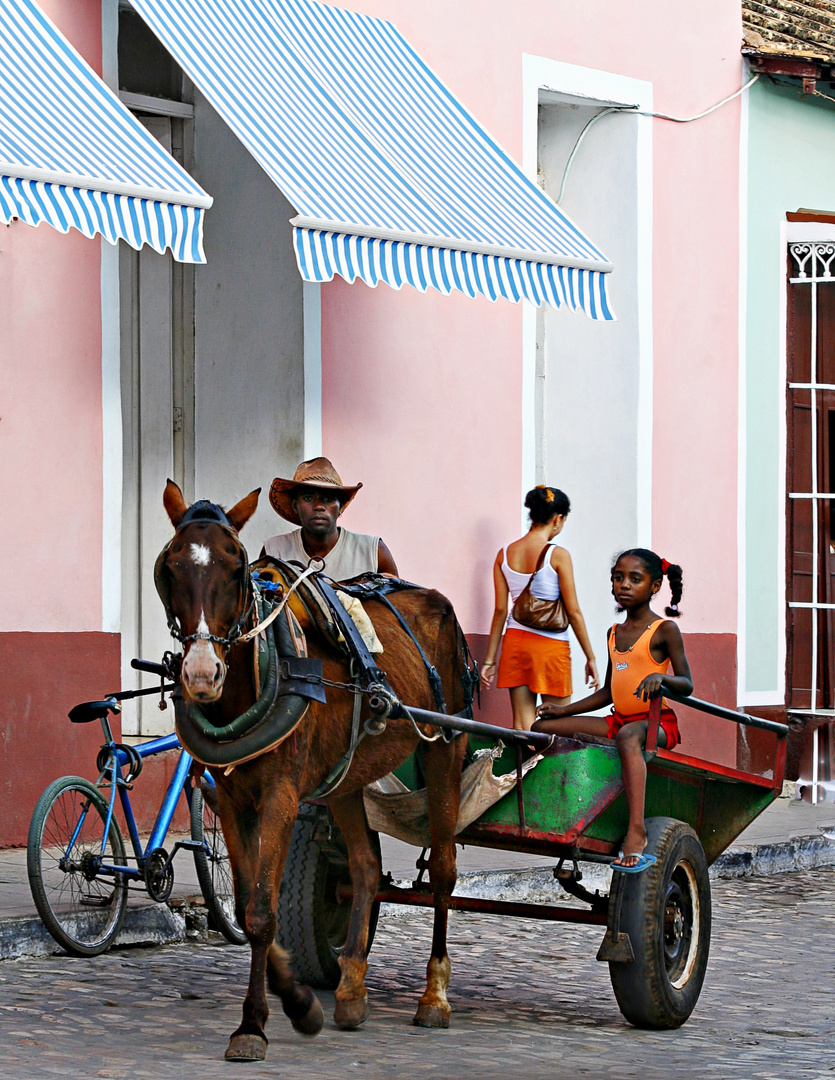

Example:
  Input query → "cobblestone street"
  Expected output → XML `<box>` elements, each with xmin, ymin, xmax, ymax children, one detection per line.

<box><xmin>0</xmin><ymin>868</ymin><xmax>832</xmax><ymax>1079</ymax></box>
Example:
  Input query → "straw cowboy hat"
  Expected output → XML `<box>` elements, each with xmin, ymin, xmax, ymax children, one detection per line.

<box><xmin>269</xmin><ymin>457</ymin><xmax>363</xmax><ymax>526</ymax></box>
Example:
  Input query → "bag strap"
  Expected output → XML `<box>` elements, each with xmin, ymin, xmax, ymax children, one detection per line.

<box><xmin>530</xmin><ymin>543</ymin><xmax>553</xmax><ymax>579</ymax></box>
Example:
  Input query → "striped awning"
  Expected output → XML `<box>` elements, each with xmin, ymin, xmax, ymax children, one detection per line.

<box><xmin>0</xmin><ymin>0</ymin><xmax>212</xmax><ymax>262</ymax></box>
<box><xmin>130</xmin><ymin>0</ymin><xmax>613</xmax><ymax>318</ymax></box>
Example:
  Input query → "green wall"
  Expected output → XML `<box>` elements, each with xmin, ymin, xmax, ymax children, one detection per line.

<box><xmin>745</xmin><ymin>78</ymin><xmax>835</xmax><ymax>695</ymax></box>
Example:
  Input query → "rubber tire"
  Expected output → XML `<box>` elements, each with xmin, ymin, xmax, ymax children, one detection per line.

<box><xmin>609</xmin><ymin>817</ymin><xmax>712</xmax><ymax>1029</ymax></box>
<box><xmin>191</xmin><ymin>785</ymin><xmax>246</xmax><ymax>945</ymax></box>
<box><xmin>27</xmin><ymin>776</ymin><xmax>128</xmax><ymax>957</ymax></box>
<box><xmin>276</xmin><ymin>808</ymin><xmax>380</xmax><ymax>989</ymax></box>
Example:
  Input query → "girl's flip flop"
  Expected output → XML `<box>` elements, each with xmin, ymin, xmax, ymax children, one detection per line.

<box><xmin>611</xmin><ymin>851</ymin><xmax>657</xmax><ymax>874</ymax></box>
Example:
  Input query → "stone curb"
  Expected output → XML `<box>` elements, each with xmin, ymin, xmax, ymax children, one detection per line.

<box><xmin>4</xmin><ymin>835</ymin><xmax>834</xmax><ymax>958</ymax></box>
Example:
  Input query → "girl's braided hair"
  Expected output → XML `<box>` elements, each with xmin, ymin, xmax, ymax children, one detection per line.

<box><xmin>612</xmin><ymin>548</ymin><xmax>683</xmax><ymax>618</ymax></box>
<box><xmin>525</xmin><ymin>485</ymin><xmax>570</xmax><ymax>525</ymax></box>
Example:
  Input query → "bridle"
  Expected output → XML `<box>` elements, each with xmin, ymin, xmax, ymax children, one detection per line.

<box><xmin>154</xmin><ymin>501</ymin><xmax>255</xmax><ymax>652</ymax></box>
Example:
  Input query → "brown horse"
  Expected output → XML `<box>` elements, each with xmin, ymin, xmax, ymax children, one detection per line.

<box><xmin>157</xmin><ymin>481</ymin><xmax>470</xmax><ymax>1061</ymax></box>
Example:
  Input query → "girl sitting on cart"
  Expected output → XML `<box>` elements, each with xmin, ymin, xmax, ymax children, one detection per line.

<box><xmin>532</xmin><ymin>549</ymin><xmax>693</xmax><ymax>873</ymax></box>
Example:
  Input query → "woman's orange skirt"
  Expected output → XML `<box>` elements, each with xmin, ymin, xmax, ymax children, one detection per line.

<box><xmin>497</xmin><ymin>628</ymin><xmax>572</xmax><ymax>697</ymax></box>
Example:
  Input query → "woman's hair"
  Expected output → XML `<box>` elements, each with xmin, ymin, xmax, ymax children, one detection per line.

<box><xmin>525</xmin><ymin>485</ymin><xmax>570</xmax><ymax>525</ymax></box>
<box><xmin>612</xmin><ymin>547</ymin><xmax>683</xmax><ymax>618</ymax></box>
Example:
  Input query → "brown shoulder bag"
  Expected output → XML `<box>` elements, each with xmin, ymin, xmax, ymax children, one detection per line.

<box><xmin>511</xmin><ymin>544</ymin><xmax>569</xmax><ymax>632</ymax></box>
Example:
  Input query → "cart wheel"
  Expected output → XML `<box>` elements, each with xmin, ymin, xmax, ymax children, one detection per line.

<box><xmin>608</xmin><ymin>817</ymin><xmax>711</xmax><ymax>1029</ymax></box>
<box><xmin>276</xmin><ymin>807</ymin><xmax>380</xmax><ymax>989</ymax></box>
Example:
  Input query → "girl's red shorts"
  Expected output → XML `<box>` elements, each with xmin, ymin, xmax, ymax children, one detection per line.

<box><xmin>607</xmin><ymin>708</ymin><xmax>680</xmax><ymax>751</ymax></box>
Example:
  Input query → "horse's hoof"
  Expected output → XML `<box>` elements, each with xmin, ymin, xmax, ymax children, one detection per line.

<box><xmin>292</xmin><ymin>996</ymin><xmax>324</xmax><ymax>1036</ymax></box>
<box><xmin>224</xmin><ymin>1034</ymin><xmax>267</xmax><ymax>1061</ymax></box>
<box><xmin>334</xmin><ymin>993</ymin><xmax>369</xmax><ymax>1030</ymax></box>
<box><xmin>413</xmin><ymin>1003</ymin><xmax>451</xmax><ymax>1029</ymax></box>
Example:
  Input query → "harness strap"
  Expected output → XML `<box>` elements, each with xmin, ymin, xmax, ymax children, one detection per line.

<box><xmin>374</xmin><ymin>594</ymin><xmax>447</xmax><ymax>714</ymax></box>
<box><xmin>314</xmin><ymin>576</ymin><xmax>397</xmax><ymax>700</ymax></box>
<box><xmin>308</xmin><ymin>669</ymin><xmax>368</xmax><ymax>799</ymax></box>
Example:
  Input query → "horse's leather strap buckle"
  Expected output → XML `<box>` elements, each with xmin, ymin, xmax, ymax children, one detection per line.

<box><xmin>278</xmin><ymin>657</ymin><xmax>327</xmax><ymax>703</ymax></box>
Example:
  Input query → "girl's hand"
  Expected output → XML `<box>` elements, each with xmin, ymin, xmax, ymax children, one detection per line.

<box><xmin>585</xmin><ymin>658</ymin><xmax>600</xmax><ymax>691</ymax></box>
<box><xmin>536</xmin><ymin>702</ymin><xmax>567</xmax><ymax>720</ymax></box>
<box><xmin>480</xmin><ymin>660</ymin><xmax>497</xmax><ymax>689</ymax></box>
<box><xmin>634</xmin><ymin>674</ymin><xmax>664</xmax><ymax>702</ymax></box>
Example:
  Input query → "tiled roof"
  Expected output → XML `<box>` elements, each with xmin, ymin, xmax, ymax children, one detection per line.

<box><xmin>743</xmin><ymin>1</ymin><xmax>835</xmax><ymax>62</ymax></box>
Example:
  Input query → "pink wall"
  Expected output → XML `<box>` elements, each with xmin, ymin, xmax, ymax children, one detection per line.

<box><xmin>0</xmin><ymin>0</ymin><xmax>104</xmax><ymax>632</ymax></box>
<box><xmin>321</xmin><ymin>282</ymin><xmax>522</xmax><ymax>628</ymax></box>
<box><xmin>319</xmin><ymin>0</ymin><xmax>743</xmax><ymax>636</ymax></box>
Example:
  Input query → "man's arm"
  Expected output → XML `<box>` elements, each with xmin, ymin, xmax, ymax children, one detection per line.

<box><xmin>377</xmin><ymin>539</ymin><xmax>399</xmax><ymax>576</ymax></box>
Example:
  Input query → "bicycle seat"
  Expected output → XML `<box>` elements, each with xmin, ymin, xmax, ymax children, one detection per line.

<box><xmin>68</xmin><ymin>698</ymin><xmax>120</xmax><ymax>724</ymax></box>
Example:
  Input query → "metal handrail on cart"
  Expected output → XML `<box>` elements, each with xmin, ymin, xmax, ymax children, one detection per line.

<box><xmin>348</xmin><ymin>689</ymin><xmax>789</xmax><ymax>924</ymax></box>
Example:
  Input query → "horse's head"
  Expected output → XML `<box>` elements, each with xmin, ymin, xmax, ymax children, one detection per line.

<box><xmin>156</xmin><ymin>480</ymin><xmax>260</xmax><ymax>703</ymax></box>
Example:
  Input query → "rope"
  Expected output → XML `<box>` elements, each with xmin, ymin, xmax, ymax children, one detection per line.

<box><xmin>238</xmin><ymin>559</ymin><xmax>324</xmax><ymax>644</ymax></box>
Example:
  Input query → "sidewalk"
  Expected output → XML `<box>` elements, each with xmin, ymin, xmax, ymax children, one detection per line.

<box><xmin>2</xmin><ymin>790</ymin><xmax>834</xmax><ymax>960</ymax></box>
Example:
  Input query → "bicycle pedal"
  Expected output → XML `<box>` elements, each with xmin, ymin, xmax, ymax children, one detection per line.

<box><xmin>175</xmin><ymin>839</ymin><xmax>204</xmax><ymax>851</ymax></box>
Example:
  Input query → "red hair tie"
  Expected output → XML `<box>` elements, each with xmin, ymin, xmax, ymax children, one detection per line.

<box><xmin>660</xmin><ymin>558</ymin><xmax>671</xmax><ymax>574</ymax></box>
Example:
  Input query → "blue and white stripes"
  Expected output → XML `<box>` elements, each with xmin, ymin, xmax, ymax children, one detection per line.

<box><xmin>294</xmin><ymin>228</ymin><xmax>612</xmax><ymax>317</ymax></box>
<box><xmin>0</xmin><ymin>0</ymin><xmax>211</xmax><ymax>262</ymax></box>
<box><xmin>130</xmin><ymin>0</ymin><xmax>613</xmax><ymax>317</ymax></box>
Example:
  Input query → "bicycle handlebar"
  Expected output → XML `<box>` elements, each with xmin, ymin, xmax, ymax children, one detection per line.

<box><xmin>131</xmin><ymin>658</ymin><xmax>168</xmax><ymax>677</ymax></box>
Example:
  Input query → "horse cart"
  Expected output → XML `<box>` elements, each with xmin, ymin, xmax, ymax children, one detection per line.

<box><xmin>278</xmin><ymin>691</ymin><xmax>788</xmax><ymax>1031</ymax></box>
<box><xmin>155</xmin><ymin>483</ymin><xmax>790</xmax><ymax>1058</ymax></box>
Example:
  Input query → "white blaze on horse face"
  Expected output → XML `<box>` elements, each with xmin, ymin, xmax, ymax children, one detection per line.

<box><xmin>191</xmin><ymin>543</ymin><xmax>211</xmax><ymax>567</ymax></box>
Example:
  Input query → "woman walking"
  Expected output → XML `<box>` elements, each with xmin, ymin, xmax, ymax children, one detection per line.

<box><xmin>481</xmin><ymin>486</ymin><xmax>599</xmax><ymax>731</ymax></box>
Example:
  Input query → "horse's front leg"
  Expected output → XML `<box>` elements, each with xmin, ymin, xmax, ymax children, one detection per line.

<box><xmin>225</xmin><ymin>784</ymin><xmax>323</xmax><ymax>1062</ymax></box>
<box><xmin>328</xmin><ymin>790</ymin><xmax>382</xmax><ymax>1029</ymax></box>
<box><xmin>414</xmin><ymin>735</ymin><xmax>466</xmax><ymax>1029</ymax></box>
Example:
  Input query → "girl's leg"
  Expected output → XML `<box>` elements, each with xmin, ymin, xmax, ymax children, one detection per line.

<box><xmin>508</xmin><ymin>686</ymin><xmax>537</xmax><ymax>731</ymax></box>
<box><xmin>540</xmin><ymin>694</ymin><xmax>571</xmax><ymax>709</ymax></box>
<box><xmin>613</xmin><ymin>721</ymin><xmax>667</xmax><ymax>867</ymax></box>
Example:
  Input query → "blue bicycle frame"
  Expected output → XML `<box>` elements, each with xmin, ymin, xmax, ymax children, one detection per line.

<box><xmin>90</xmin><ymin>694</ymin><xmax>216</xmax><ymax>883</ymax></box>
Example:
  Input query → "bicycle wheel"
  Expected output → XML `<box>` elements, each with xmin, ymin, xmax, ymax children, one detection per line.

<box><xmin>191</xmin><ymin>784</ymin><xmax>246</xmax><ymax>945</ymax></box>
<box><xmin>27</xmin><ymin>776</ymin><xmax>128</xmax><ymax>956</ymax></box>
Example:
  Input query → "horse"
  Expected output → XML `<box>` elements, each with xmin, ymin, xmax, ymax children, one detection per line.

<box><xmin>156</xmin><ymin>481</ymin><xmax>471</xmax><ymax>1062</ymax></box>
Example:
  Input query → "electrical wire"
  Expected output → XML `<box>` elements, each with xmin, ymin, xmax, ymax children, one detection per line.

<box><xmin>641</xmin><ymin>72</ymin><xmax>761</xmax><ymax>122</ymax></box>
<box><xmin>556</xmin><ymin>74</ymin><xmax>761</xmax><ymax>203</ymax></box>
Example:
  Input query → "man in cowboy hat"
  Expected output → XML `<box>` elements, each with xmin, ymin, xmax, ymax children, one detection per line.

<box><xmin>261</xmin><ymin>457</ymin><xmax>398</xmax><ymax>580</ymax></box>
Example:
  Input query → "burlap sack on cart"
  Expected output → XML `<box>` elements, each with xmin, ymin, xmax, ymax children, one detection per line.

<box><xmin>363</xmin><ymin>743</ymin><xmax>541</xmax><ymax>848</ymax></box>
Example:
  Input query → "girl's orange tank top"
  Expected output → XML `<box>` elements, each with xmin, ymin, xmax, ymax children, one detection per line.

<box><xmin>608</xmin><ymin>620</ymin><xmax>671</xmax><ymax>717</ymax></box>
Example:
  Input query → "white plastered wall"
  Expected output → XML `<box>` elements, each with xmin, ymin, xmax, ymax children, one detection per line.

<box><xmin>522</xmin><ymin>56</ymin><xmax>653</xmax><ymax>697</ymax></box>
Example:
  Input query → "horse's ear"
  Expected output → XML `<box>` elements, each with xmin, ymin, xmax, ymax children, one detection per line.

<box><xmin>163</xmin><ymin>479</ymin><xmax>188</xmax><ymax>528</ymax></box>
<box><xmin>227</xmin><ymin>488</ymin><xmax>261</xmax><ymax>533</ymax></box>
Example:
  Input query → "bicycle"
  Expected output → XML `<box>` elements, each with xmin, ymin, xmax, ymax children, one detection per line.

<box><xmin>27</xmin><ymin>657</ymin><xmax>246</xmax><ymax>956</ymax></box>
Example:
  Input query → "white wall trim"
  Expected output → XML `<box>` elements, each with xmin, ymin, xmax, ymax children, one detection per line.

<box><xmin>101</xmin><ymin>0</ymin><xmax>118</xmax><ymax>91</ymax></box>
<box><xmin>521</xmin><ymin>55</ymin><xmax>653</xmax><ymax>541</ymax></box>
<box><xmin>776</xmin><ymin>219</ymin><xmax>789</xmax><ymax>706</ymax></box>
<box><xmin>786</xmin><ymin>221</ymin><xmax>835</xmax><ymax>243</ymax></box>
<box><xmin>737</xmin><ymin>59</ymin><xmax>749</xmax><ymax>705</ymax></box>
<box><xmin>303</xmin><ymin>281</ymin><xmax>323</xmax><ymax>460</ymax></box>
<box><xmin>740</xmin><ymin>222</ymin><xmax>791</xmax><ymax>709</ymax></box>
<box><xmin>101</xmin><ymin>239</ymin><xmax>122</xmax><ymax>633</ymax></box>
<box><xmin>101</xmin><ymin>1</ymin><xmax>122</xmax><ymax>633</ymax></box>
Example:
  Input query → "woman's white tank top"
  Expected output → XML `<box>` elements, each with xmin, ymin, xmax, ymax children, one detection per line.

<box><xmin>502</xmin><ymin>541</ymin><xmax>570</xmax><ymax>641</ymax></box>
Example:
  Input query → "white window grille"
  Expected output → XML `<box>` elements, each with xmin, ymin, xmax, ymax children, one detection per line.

<box><xmin>788</xmin><ymin>241</ymin><xmax>835</xmax><ymax>802</ymax></box>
